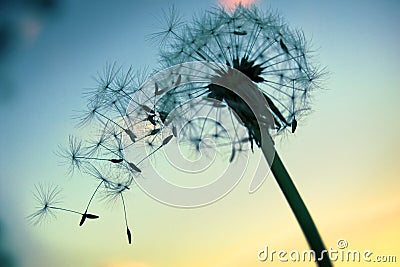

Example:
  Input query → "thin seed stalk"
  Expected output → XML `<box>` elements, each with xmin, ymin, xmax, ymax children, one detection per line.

<box><xmin>48</xmin><ymin>206</ymin><xmax>82</xmax><ymax>215</ymax></box>
<box><xmin>261</xmin><ymin>144</ymin><xmax>332</xmax><ymax>267</ymax></box>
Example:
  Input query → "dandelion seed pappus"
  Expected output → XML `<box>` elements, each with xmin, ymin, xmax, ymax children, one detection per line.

<box><xmin>123</xmin><ymin>61</ymin><xmax>275</xmax><ymax>207</ymax></box>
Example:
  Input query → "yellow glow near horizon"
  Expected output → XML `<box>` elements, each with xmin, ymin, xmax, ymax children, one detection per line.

<box><xmin>103</xmin><ymin>262</ymin><xmax>152</xmax><ymax>267</ymax></box>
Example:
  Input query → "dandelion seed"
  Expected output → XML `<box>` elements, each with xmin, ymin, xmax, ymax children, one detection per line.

<box><xmin>27</xmin><ymin>183</ymin><xmax>62</xmax><ymax>225</ymax></box>
<box><xmin>100</xmin><ymin>177</ymin><xmax>133</xmax><ymax>244</ymax></box>
<box><xmin>124</xmin><ymin>129</ymin><xmax>137</xmax><ymax>143</ymax></box>
<box><xmin>279</xmin><ymin>39</ymin><xmax>289</xmax><ymax>54</ymax></box>
<box><xmin>162</xmin><ymin>135</ymin><xmax>174</xmax><ymax>146</ymax></box>
<box><xmin>154</xmin><ymin>82</ymin><xmax>159</xmax><ymax>94</ymax></box>
<box><xmin>149</xmin><ymin>128</ymin><xmax>161</xmax><ymax>136</ymax></box>
<box><xmin>109</xmin><ymin>158</ymin><xmax>124</xmax><ymax>163</ymax></box>
<box><xmin>172</xmin><ymin>125</ymin><xmax>178</xmax><ymax>137</ymax></box>
<box><xmin>147</xmin><ymin>5</ymin><xmax>183</xmax><ymax>46</ymax></box>
<box><xmin>291</xmin><ymin>116</ymin><xmax>297</xmax><ymax>133</ymax></box>
<box><xmin>128</xmin><ymin>162</ymin><xmax>142</xmax><ymax>173</ymax></box>
<box><xmin>141</xmin><ymin>104</ymin><xmax>154</xmax><ymax>114</ymax></box>
<box><xmin>27</xmin><ymin>184</ymin><xmax>93</xmax><ymax>226</ymax></box>
<box><xmin>174</xmin><ymin>74</ymin><xmax>181</xmax><ymax>86</ymax></box>
<box><xmin>127</xmin><ymin>227</ymin><xmax>132</xmax><ymax>244</ymax></box>
<box><xmin>232</xmin><ymin>30</ymin><xmax>247</xmax><ymax>35</ymax></box>
<box><xmin>84</xmin><ymin>164</ymin><xmax>112</xmax><ymax>187</ymax></box>
<box><xmin>86</xmin><ymin>128</ymin><xmax>110</xmax><ymax>156</ymax></box>
<box><xmin>229</xmin><ymin>147</ymin><xmax>236</xmax><ymax>162</ymax></box>
<box><xmin>155</xmin><ymin>83</ymin><xmax>169</xmax><ymax>96</ymax></box>
<box><xmin>79</xmin><ymin>213</ymin><xmax>100</xmax><ymax>226</ymax></box>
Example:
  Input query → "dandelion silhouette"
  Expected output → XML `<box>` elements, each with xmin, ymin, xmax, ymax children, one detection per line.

<box><xmin>27</xmin><ymin>4</ymin><xmax>331</xmax><ymax>266</ymax></box>
<box><xmin>28</xmin><ymin>62</ymin><xmax>194</xmax><ymax>244</ymax></box>
<box><xmin>149</xmin><ymin>5</ymin><xmax>331</xmax><ymax>267</ymax></box>
<box><xmin>27</xmin><ymin>183</ymin><xmax>99</xmax><ymax>226</ymax></box>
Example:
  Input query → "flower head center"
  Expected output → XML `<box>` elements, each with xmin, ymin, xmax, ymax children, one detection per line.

<box><xmin>229</xmin><ymin>57</ymin><xmax>265</xmax><ymax>83</ymax></box>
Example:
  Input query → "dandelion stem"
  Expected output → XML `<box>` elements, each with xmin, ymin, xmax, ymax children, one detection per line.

<box><xmin>48</xmin><ymin>206</ymin><xmax>82</xmax><ymax>215</ymax></box>
<box><xmin>262</xmin><ymin>145</ymin><xmax>332</xmax><ymax>267</ymax></box>
<box><xmin>121</xmin><ymin>193</ymin><xmax>132</xmax><ymax>244</ymax></box>
<box><xmin>94</xmin><ymin>110</ymin><xmax>125</xmax><ymax>130</ymax></box>
<box><xmin>75</xmin><ymin>156</ymin><xmax>119</xmax><ymax>162</ymax></box>
<box><xmin>121</xmin><ymin>193</ymin><xmax>128</xmax><ymax>229</ymax></box>
<box><xmin>137</xmin><ymin>142</ymin><xmax>165</xmax><ymax>165</ymax></box>
<box><xmin>84</xmin><ymin>180</ymin><xmax>104</xmax><ymax>213</ymax></box>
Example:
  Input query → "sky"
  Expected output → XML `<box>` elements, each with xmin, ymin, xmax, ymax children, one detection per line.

<box><xmin>0</xmin><ymin>0</ymin><xmax>399</xmax><ymax>267</ymax></box>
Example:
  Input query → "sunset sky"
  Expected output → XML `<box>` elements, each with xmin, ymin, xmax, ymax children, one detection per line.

<box><xmin>0</xmin><ymin>0</ymin><xmax>399</xmax><ymax>267</ymax></box>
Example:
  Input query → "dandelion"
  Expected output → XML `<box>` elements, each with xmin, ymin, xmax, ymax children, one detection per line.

<box><xmin>156</xmin><ymin>5</ymin><xmax>325</xmax><ymax>139</ymax></box>
<box><xmin>153</xmin><ymin>5</ymin><xmax>331</xmax><ymax>267</ymax></box>
<box><xmin>27</xmin><ymin>184</ymin><xmax>99</xmax><ymax>226</ymax></box>
<box><xmin>29</xmin><ymin>64</ymin><xmax>161</xmax><ymax>243</ymax></box>
<box><xmin>29</xmin><ymin>6</ymin><xmax>329</xmax><ymax>262</ymax></box>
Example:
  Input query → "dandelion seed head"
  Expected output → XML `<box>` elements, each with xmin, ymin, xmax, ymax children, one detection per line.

<box><xmin>157</xmin><ymin>5</ymin><xmax>325</xmax><ymax>144</ymax></box>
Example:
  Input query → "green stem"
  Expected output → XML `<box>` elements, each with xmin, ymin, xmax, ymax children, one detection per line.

<box><xmin>263</xmin><ymin>146</ymin><xmax>332</xmax><ymax>267</ymax></box>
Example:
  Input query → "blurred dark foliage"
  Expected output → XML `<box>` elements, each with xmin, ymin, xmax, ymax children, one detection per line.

<box><xmin>0</xmin><ymin>220</ymin><xmax>16</xmax><ymax>267</ymax></box>
<box><xmin>0</xmin><ymin>0</ymin><xmax>60</xmax><ymax>103</ymax></box>
<box><xmin>0</xmin><ymin>0</ymin><xmax>58</xmax><ymax>58</ymax></box>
